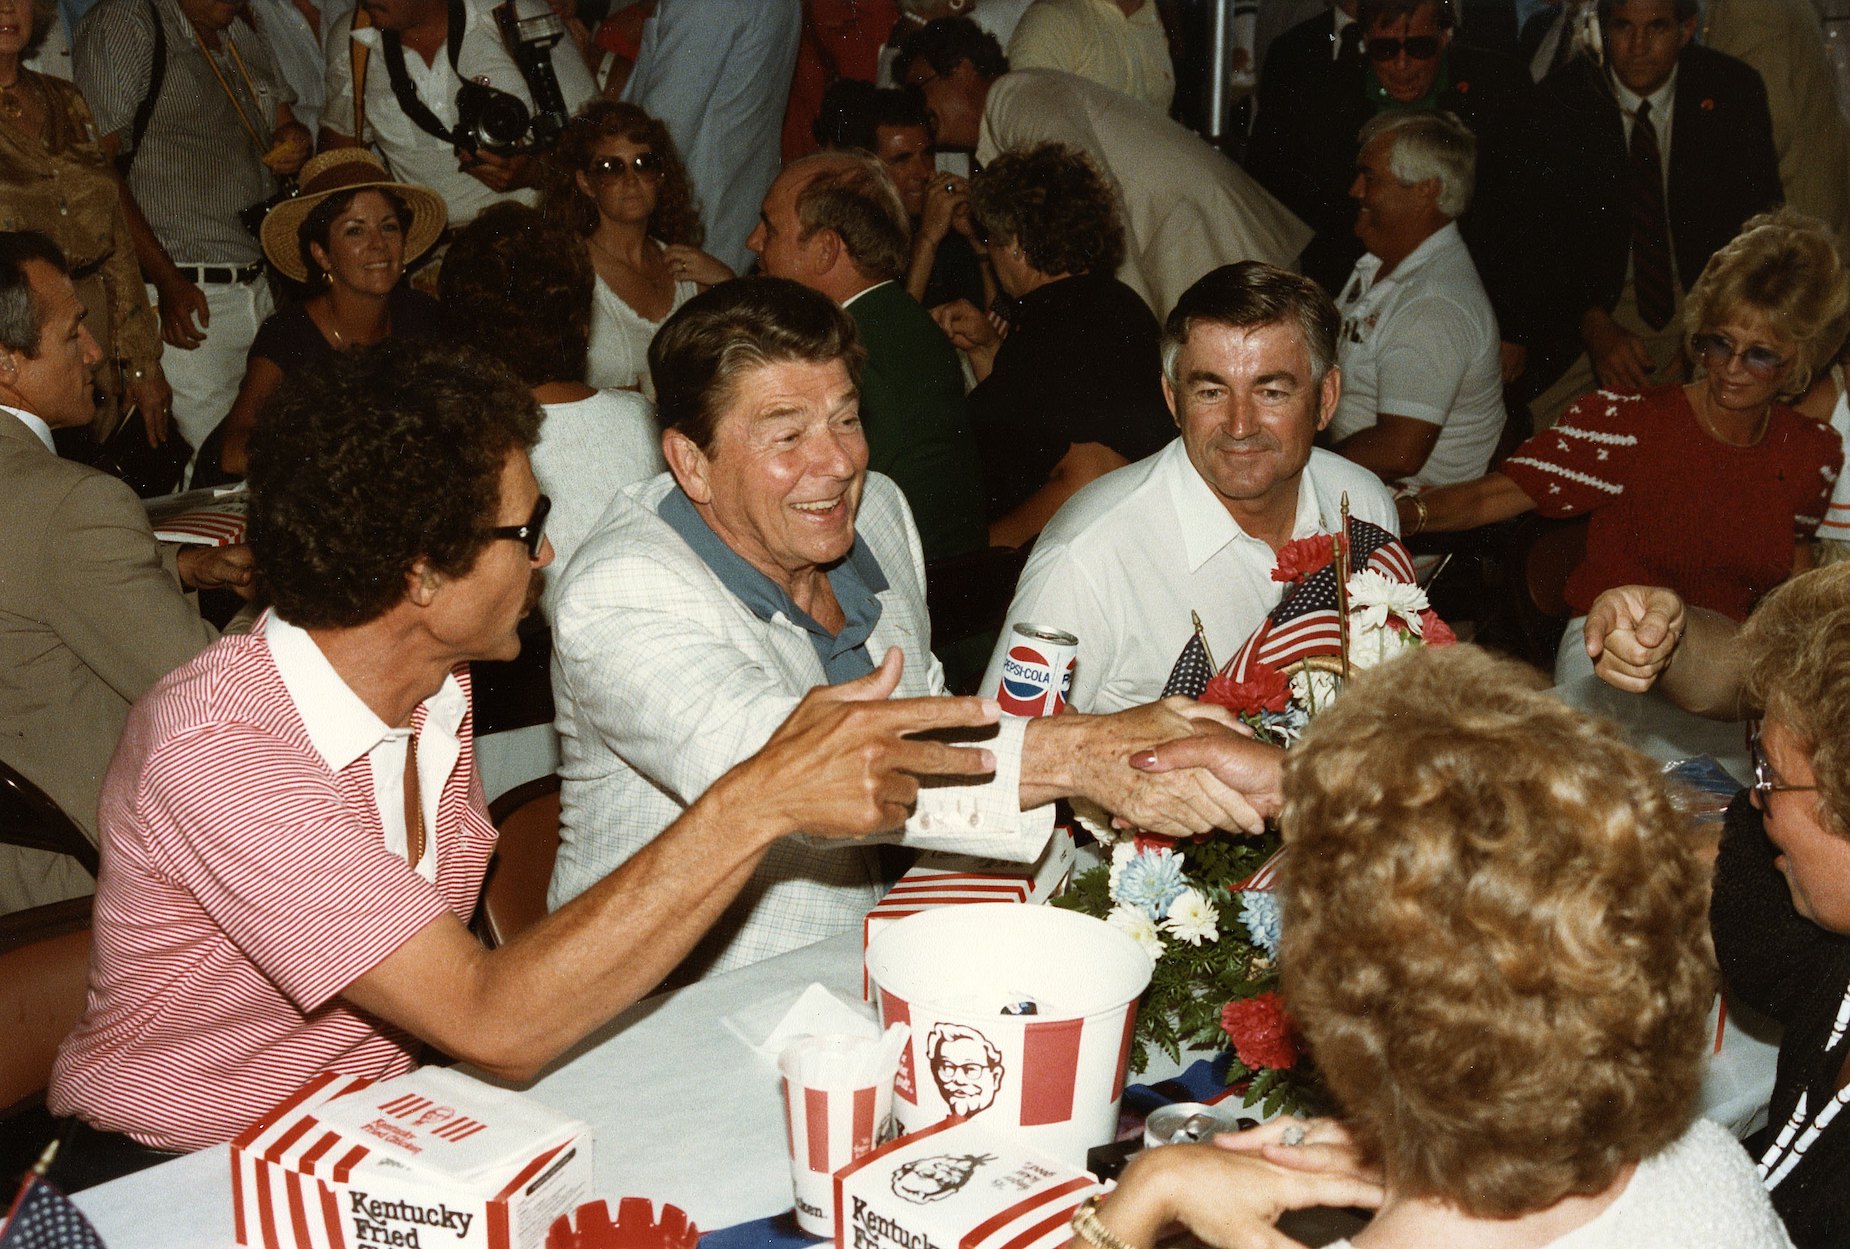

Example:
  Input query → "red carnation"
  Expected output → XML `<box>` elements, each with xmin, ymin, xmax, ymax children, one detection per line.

<box><xmin>1418</xmin><ymin>609</ymin><xmax>1457</xmax><ymax>647</ymax></box>
<box><xmin>1202</xmin><ymin>663</ymin><xmax>1291</xmax><ymax>715</ymax></box>
<box><xmin>1271</xmin><ymin>536</ymin><xmax>1337</xmax><ymax>583</ymax></box>
<box><xmin>1220</xmin><ymin>992</ymin><xmax>1299</xmax><ymax>1071</ymax></box>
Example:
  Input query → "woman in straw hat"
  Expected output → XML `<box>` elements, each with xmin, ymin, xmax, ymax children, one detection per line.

<box><xmin>204</xmin><ymin>149</ymin><xmax>446</xmax><ymax>481</ymax></box>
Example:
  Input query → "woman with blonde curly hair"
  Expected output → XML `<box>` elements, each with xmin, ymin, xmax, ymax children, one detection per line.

<box><xmin>1087</xmin><ymin>646</ymin><xmax>1794</xmax><ymax>1249</ymax></box>
<box><xmin>1394</xmin><ymin>210</ymin><xmax>1847</xmax><ymax>772</ymax></box>
<box><xmin>542</xmin><ymin>100</ymin><xmax>732</xmax><ymax>395</ymax></box>
<box><xmin>930</xmin><ymin>142</ymin><xmax>1172</xmax><ymax>549</ymax></box>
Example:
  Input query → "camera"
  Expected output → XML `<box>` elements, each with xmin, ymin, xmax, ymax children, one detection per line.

<box><xmin>452</xmin><ymin>0</ymin><xmax>570</xmax><ymax>156</ymax></box>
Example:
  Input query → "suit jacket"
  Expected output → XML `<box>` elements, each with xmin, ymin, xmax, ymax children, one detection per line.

<box><xmin>0</xmin><ymin>411</ymin><xmax>215</xmax><ymax>910</ymax></box>
<box><xmin>1244</xmin><ymin>32</ymin><xmax>1540</xmax><ymax>340</ymax></box>
<box><xmin>1527</xmin><ymin>43</ymin><xmax>1781</xmax><ymax>333</ymax></box>
<box><xmin>547</xmin><ymin>471</ymin><xmax>1046</xmax><ymax>978</ymax></box>
<box><xmin>845</xmin><ymin>281</ymin><xmax>987</xmax><ymax>563</ymax></box>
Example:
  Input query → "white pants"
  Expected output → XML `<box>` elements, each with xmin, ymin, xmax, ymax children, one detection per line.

<box><xmin>147</xmin><ymin>276</ymin><xmax>273</xmax><ymax>452</ymax></box>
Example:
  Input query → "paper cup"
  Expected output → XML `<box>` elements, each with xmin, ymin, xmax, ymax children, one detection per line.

<box><xmin>866</xmin><ymin>904</ymin><xmax>1153</xmax><ymax>1167</ymax></box>
<box><xmin>778</xmin><ymin>1035</ymin><xmax>896</xmax><ymax>1238</ymax></box>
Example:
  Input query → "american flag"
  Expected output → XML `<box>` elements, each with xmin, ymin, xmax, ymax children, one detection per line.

<box><xmin>1161</xmin><ymin>518</ymin><xmax>1417</xmax><ymax>696</ymax></box>
<box><xmin>1160</xmin><ymin>630</ymin><xmax>1214</xmax><ymax>698</ymax></box>
<box><xmin>1</xmin><ymin>1174</ymin><xmax>106</xmax><ymax>1249</ymax></box>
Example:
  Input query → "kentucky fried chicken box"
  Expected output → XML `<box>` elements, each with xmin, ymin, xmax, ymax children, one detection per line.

<box><xmin>833</xmin><ymin>1114</ymin><xmax>1103</xmax><ymax>1249</ymax></box>
<box><xmin>865</xmin><ymin>904</ymin><xmax>1152</xmax><ymax>1166</ymax></box>
<box><xmin>232</xmin><ymin>1066</ymin><xmax>592</xmax><ymax>1249</ymax></box>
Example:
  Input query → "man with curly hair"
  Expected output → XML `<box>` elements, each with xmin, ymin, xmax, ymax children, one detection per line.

<box><xmin>45</xmin><ymin>338</ymin><xmax>1003</xmax><ymax>1188</ymax></box>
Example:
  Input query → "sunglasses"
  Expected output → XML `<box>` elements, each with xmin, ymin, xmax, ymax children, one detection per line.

<box><xmin>490</xmin><ymin>494</ymin><xmax>551</xmax><ymax>559</ymax></box>
<box><xmin>1366</xmin><ymin>35</ymin><xmax>1442</xmax><ymax>61</ymax></box>
<box><xmin>588</xmin><ymin>151</ymin><xmax>664</xmax><ymax>182</ymax></box>
<box><xmin>1746</xmin><ymin>720</ymin><xmax>1818</xmax><ymax>798</ymax></box>
<box><xmin>1690</xmin><ymin>331</ymin><xmax>1791</xmax><ymax>380</ymax></box>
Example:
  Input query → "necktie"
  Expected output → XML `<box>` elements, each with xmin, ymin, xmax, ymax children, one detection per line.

<box><xmin>1629</xmin><ymin>99</ymin><xmax>1674</xmax><ymax>330</ymax></box>
<box><xmin>1338</xmin><ymin>22</ymin><xmax>1362</xmax><ymax>67</ymax></box>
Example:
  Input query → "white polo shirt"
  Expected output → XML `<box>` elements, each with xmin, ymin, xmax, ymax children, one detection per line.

<box><xmin>982</xmin><ymin>438</ymin><xmax>1398</xmax><ymax>714</ymax></box>
<box><xmin>1329</xmin><ymin>222</ymin><xmax>1508</xmax><ymax>490</ymax></box>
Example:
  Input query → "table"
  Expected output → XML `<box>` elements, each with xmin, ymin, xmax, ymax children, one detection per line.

<box><xmin>71</xmin><ymin>931</ymin><xmax>1783</xmax><ymax>1247</ymax></box>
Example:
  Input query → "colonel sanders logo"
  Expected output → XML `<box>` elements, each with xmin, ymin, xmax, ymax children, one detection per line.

<box><xmin>413</xmin><ymin>1105</ymin><xmax>455</xmax><ymax>1129</ymax></box>
<box><xmin>890</xmin><ymin>1152</ymin><xmax>995</xmax><ymax>1204</ymax></box>
<box><xmin>926</xmin><ymin>1023</ymin><xmax>1003</xmax><ymax>1118</ymax></box>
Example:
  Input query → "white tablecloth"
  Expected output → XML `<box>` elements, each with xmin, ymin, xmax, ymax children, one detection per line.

<box><xmin>71</xmin><ymin>931</ymin><xmax>1782</xmax><ymax>1247</ymax></box>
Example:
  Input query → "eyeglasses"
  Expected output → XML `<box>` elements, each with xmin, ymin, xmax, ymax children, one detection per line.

<box><xmin>1690</xmin><ymin>332</ymin><xmax>1791</xmax><ymax>380</ymax></box>
<box><xmin>1366</xmin><ymin>34</ymin><xmax>1442</xmax><ymax>61</ymax></box>
<box><xmin>1746</xmin><ymin>720</ymin><xmax>1818</xmax><ymax>798</ymax></box>
<box><xmin>587</xmin><ymin>151</ymin><xmax>664</xmax><ymax>182</ymax></box>
<box><xmin>490</xmin><ymin>494</ymin><xmax>550</xmax><ymax>559</ymax></box>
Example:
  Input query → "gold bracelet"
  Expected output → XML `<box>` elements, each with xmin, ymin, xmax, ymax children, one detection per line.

<box><xmin>1070</xmin><ymin>1193</ymin><xmax>1136</xmax><ymax>1249</ymax></box>
<box><xmin>1408</xmin><ymin>494</ymin><xmax>1430</xmax><ymax>536</ymax></box>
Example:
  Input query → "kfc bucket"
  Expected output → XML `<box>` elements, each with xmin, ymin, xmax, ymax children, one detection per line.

<box><xmin>865</xmin><ymin>904</ymin><xmax>1152</xmax><ymax>1166</ymax></box>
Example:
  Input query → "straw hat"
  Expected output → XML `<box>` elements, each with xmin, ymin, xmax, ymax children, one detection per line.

<box><xmin>260</xmin><ymin>149</ymin><xmax>448</xmax><ymax>284</ymax></box>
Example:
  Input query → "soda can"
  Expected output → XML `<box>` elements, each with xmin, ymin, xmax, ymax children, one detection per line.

<box><xmin>1142</xmin><ymin>1102</ymin><xmax>1247</xmax><ymax>1149</ymax></box>
<box><xmin>995</xmin><ymin>624</ymin><xmax>1078</xmax><ymax>718</ymax></box>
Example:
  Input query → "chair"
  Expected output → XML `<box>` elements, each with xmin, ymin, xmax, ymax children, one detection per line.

<box><xmin>0</xmin><ymin>905</ymin><xmax>92</xmax><ymax>1118</ymax></box>
<box><xmin>472</xmin><ymin>775</ymin><xmax>562</xmax><ymax>949</ymax></box>
<box><xmin>0</xmin><ymin>761</ymin><xmax>99</xmax><ymax>880</ymax></box>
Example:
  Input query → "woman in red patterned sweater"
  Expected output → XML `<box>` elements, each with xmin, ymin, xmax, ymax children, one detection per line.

<box><xmin>1403</xmin><ymin>210</ymin><xmax>1846</xmax><ymax>629</ymax></box>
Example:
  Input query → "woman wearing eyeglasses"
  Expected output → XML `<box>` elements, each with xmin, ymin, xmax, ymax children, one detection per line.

<box><xmin>1400</xmin><ymin>210</ymin><xmax>1845</xmax><ymax>762</ymax></box>
<box><xmin>1577</xmin><ymin>563</ymin><xmax>1850</xmax><ymax>1247</ymax></box>
<box><xmin>543</xmin><ymin>101</ymin><xmax>732</xmax><ymax>398</ymax></box>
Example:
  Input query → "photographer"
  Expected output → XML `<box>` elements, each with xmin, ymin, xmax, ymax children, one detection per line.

<box><xmin>321</xmin><ymin>0</ymin><xmax>596</xmax><ymax>227</ymax></box>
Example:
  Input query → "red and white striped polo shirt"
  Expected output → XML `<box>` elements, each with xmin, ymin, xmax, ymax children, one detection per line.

<box><xmin>48</xmin><ymin>614</ymin><xmax>498</xmax><ymax>1152</ymax></box>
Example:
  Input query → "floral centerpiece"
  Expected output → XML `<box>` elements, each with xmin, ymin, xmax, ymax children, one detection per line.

<box><xmin>1055</xmin><ymin>513</ymin><xmax>1453</xmax><ymax>1115</ymax></box>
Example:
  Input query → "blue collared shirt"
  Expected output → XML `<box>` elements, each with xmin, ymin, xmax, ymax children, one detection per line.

<box><xmin>658</xmin><ymin>487</ymin><xmax>890</xmax><ymax>683</ymax></box>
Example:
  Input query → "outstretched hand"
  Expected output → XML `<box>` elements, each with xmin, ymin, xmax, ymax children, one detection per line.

<box><xmin>739</xmin><ymin>648</ymin><xmax>1000</xmax><ymax>839</ymax></box>
<box><xmin>1584</xmin><ymin>585</ymin><xmax>1685</xmax><ymax>693</ymax></box>
<box><xmin>1068</xmin><ymin>698</ymin><xmax>1267</xmax><ymax>836</ymax></box>
<box><xmin>1130</xmin><ymin>723</ymin><xmax>1286</xmax><ymax>828</ymax></box>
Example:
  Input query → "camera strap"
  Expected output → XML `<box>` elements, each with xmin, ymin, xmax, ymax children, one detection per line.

<box><xmin>380</xmin><ymin>0</ymin><xmax>467</xmax><ymax>146</ymax></box>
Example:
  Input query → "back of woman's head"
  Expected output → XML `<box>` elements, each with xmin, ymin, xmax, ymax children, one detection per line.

<box><xmin>1685</xmin><ymin>208</ymin><xmax>1850</xmax><ymax>394</ymax></box>
<box><xmin>440</xmin><ymin>203</ymin><xmax>592</xmax><ymax>388</ymax></box>
<box><xmin>968</xmin><ymin>143</ymin><xmax>1124</xmax><ymax>278</ymax></box>
<box><xmin>1279</xmin><ymin>646</ymin><xmax>1715</xmax><ymax>1217</ymax></box>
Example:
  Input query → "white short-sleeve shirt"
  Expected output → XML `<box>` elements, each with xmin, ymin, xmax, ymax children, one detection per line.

<box><xmin>1329</xmin><ymin>222</ymin><xmax>1508</xmax><ymax>490</ymax></box>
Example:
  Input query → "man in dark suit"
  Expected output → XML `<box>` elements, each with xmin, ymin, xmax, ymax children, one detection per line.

<box><xmin>1522</xmin><ymin>0</ymin><xmax>1781</xmax><ymax>426</ymax></box>
<box><xmin>1244</xmin><ymin>0</ymin><xmax>1537</xmax><ymax>378</ymax></box>
<box><xmin>0</xmin><ymin>232</ymin><xmax>247</xmax><ymax>912</ymax></box>
<box><xmin>746</xmin><ymin>151</ymin><xmax>987</xmax><ymax>564</ymax></box>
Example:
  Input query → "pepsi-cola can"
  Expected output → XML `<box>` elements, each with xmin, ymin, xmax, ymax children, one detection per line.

<box><xmin>995</xmin><ymin>624</ymin><xmax>1078</xmax><ymax>718</ymax></box>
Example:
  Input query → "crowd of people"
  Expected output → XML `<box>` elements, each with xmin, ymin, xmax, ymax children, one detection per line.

<box><xmin>5</xmin><ymin>0</ymin><xmax>1850</xmax><ymax>1245</ymax></box>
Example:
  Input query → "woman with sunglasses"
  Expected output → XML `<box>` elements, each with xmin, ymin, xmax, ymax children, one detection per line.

<box><xmin>543</xmin><ymin>101</ymin><xmax>732</xmax><ymax>397</ymax></box>
<box><xmin>1399</xmin><ymin>211</ymin><xmax>1844</xmax><ymax>756</ymax></box>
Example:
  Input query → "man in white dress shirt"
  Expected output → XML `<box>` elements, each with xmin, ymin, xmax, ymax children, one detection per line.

<box><xmin>984</xmin><ymin>262</ymin><xmax>1397</xmax><ymax>713</ymax></box>
<box><xmin>1327</xmin><ymin>110</ymin><xmax>1506</xmax><ymax>490</ymax></box>
<box><xmin>549</xmin><ymin>277</ymin><xmax>1264</xmax><ymax>978</ymax></box>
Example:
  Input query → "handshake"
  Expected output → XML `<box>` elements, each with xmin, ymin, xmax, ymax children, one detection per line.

<box><xmin>719</xmin><ymin>648</ymin><xmax>1285</xmax><ymax>847</ymax></box>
